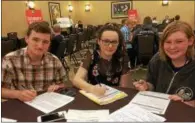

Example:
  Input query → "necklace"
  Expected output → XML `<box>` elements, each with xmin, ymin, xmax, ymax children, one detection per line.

<box><xmin>97</xmin><ymin>51</ymin><xmax>116</xmax><ymax>81</ymax></box>
<box><xmin>105</xmin><ymin>61</ymin><xmax>113</xmax><ymax>81</ymax></box>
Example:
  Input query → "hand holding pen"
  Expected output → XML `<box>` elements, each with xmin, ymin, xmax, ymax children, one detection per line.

<box><xmin>90</xmin><ymin>85</ymin><xmax>107</xmax><ymax>96</ymax></box>
<box><xmin>17</xmin><ymin>85</ymin><xmax>37</xmax><ymax>102</ymax></box>
<box><xmin>89</xmin><ymin>78</ymin><xmax>107</xmax><ymax>96</ymax></box>
<box><xmin>133</xmin><ymin>79</ymin><xmax>149</xmax><ymax>91</ymax></box>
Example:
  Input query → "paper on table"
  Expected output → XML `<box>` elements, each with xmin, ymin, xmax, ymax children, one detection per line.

<box><xmin>25</xmin><ymin>92</ymin><xmax>74</xmax><ymax>113</ymax></box>
<box><xmin>129</xmin><ymin>91</ymin><xmax>170</xmax><ymax>114</ymax></box>
<box><xmin>2</xmin><ymin>117</ymin><xmax>17</xmax><ymax>122</ymax></box>
<box><xmin>65</xmin><ymin>109</ymin><xmax>109</xmax><ymax>122</ymax></box>
<box><xmin>79</xmin><ymin>84</ymin><xmax>127</xmax><ymax>105</ymax></box>
<box><xmin>102</xmin><ymin>104</ymin><xmax>166</xmax><ymax>122</ymax></box>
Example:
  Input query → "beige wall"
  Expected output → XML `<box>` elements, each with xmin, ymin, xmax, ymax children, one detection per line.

<box><xmin>2</xmin><ymin>1</ymin><xmax>195</xmax><ymax>38</ymax></box>
<box><xmin>2</xmin><ymin>1</ymin><xmax>77</xmax><ymax>38</ymax></box>
<box><xmin>77</xmin><ymin>1</ymin><xmax>194</xmax><ymax>29</ymax></box>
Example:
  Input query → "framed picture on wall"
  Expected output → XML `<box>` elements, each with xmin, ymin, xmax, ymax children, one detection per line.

<box><xmin>48</xmin><ymin>2</ymin><xmax>61</xmax><ymax>26</ymax></box>
<box><xmin>111</xmin><ymin>1</ymin><xmax>133</xmax><ymax>19</ymax></box>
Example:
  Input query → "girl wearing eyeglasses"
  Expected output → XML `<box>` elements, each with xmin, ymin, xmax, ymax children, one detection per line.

<box><xmin>73</xmin><ymin>23</ymin><xmax>132</xmax><ymax>96</ymax></box>
<box><xmin>133</xmin><ymin>21</ymin><xmax>195</xmax><ymax>107</ymax></box>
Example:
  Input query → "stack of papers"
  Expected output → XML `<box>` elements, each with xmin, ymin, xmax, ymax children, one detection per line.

<box><xmin>25</xmin><ymin>92</ymin><xmax>74</xmax><ymax>113</ymax></box>
<box><xmin>79</xmin><ymin>84</ymin><xmax>128</xmax><ymax>105</ymax></box>
<box><xmin>129</xmin><ymin>91</ymin><xmax>170</xmax><ymax>114</ymax></box>
<box><xmin>65</xmin><ymin>109</ymin><xmax>109</xmax><ymax>122</ymax></box>
<box><xmin>102</xmin><ymin>104</ymin><xmax>166</xmax><ymax>122</ymax></box>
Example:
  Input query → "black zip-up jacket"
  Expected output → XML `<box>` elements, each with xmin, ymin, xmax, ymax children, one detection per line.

<box><xmin>146</xmin><ymin>53</ymin><xmax>195</xmax><ymax>101</ymax></box>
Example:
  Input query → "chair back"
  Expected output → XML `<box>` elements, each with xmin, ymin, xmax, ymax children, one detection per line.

<box><xmin>137</xmin><ymin>34</ymin><xmax>154</xmax><ymax>56</ymax></box>
<box><xmin>76</xmin><ymin>32</ymin><xmax>84</xmax><ymax>51</ymax></box>
<box><xmin>2</xmin><ymin>37</ymin><xmax>8</xmax><ymax>41</ymax></box>
<box><xmin>19</xmin><ymin>38</ymin><xmax>27</xmax><ymax>48</ymax></box>
<box><xmin>55</xmin><ymin>38</ymin><xmax>69</xmax><ymax>58</ymax></box>
<box><xmin>87</xmin><ymin>26</ymin><xmax>93</xmax><ymax>40</ymax></box>
<box><xmin>91</xmin><ymin>26</ymin><xmax>97</xmax><ymax>39</ymax></box>
<box><xmin>66</xmin><ymin>34</ymin><xmax>77</xmax><ymax>55</ymax></box>
<box><xmin>7</xmin><ymin>32</ymin><xmax>18</xmax><ymax>40</ymax></box>
<box><xmin>137</xmin><ymin>34</ymin><xmax>155</xmax><ymax>65</ymax></box>
<box><xmin>2</xmin><ymin>40</ymin><xmax>16</xmax><ymax>58</ymax></box>
<box><xmin>83</xmin><ymin>28</ymin><xmax>88</xmax><ymax>42</ymax></box>
<box><xmin>7</xmin><ymin>32</ymin><xmax>21</xmax><ymax>50</ymax></box>
<box><xmin>157</xmin><ymin>24</ymin><xmax>167</xmax><ymax>32</ymax></box>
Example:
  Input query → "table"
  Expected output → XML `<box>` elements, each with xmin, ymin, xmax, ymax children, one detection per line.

<box><xmin>2</xmin><ymin>88</ymin><xmax>195</xmax><ymax>122</ymax></box>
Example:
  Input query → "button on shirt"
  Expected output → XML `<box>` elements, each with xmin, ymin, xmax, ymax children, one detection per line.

<box><xmin>120</xmin><ymin>25</ymin><xmax>132</xmax><ymax>49</ymax></box>
<box><xmin>1</xmin><ymin>48</ymin><xmax>67</xmax><ymax>91</ymax></box>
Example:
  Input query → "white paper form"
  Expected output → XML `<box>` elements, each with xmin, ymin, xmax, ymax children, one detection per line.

<box><xmin>2</xmin><ymin>117</ymin><xmax>17</xmax><ymax>122</ymax></box>
<box><xmin>102</xmin><ymin>104</ymin><xmax>166</xmax><ymax>122</ymax></box>
<box><xmin>25</xmin><ymin>92</ymin><xmax>74</xmax><ymax>113</ymax></box>
<box><xmin>65</xmin><ymin>109</ymin><xmax>109</xmax><ymax>122</ymax></box>
<box><xmin>129</xmin><ymin>91</ymin><xmax>170</xmax><ymax>114</ymax></box>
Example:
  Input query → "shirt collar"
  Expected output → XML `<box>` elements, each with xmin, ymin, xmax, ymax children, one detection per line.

<box><xmin>23</xmin><ymin>47</ymin><xmax>50</xmax><ymax>65</ymax></box>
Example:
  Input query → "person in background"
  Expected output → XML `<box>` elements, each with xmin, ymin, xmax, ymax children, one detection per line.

<box><xmin>75</xmin><ymin>20</ymin><xmax>83</xmax><ymax>32</ymax></box>
<box><xmin>120</xmin><ymin>19</ymin><xmax>136</xmax><ymax>69</ymax></box>
<box><xmin>2</xmin><ymin>21</ymin><xmax>67</xmax><ymax>102</ymax></box>
<box><xmin>132</xmin><ymin>16</ymin><xmax>159</xmax><ymax>66</ymax></box>
<box><xmin>50</xmin><ymin>24</ymin><xmax>64</xmax><ymax>55</ymax></box>
<box><xmin>162</xmin><ymin>15</ymin><xmax>170</xmax><ymax>24</ymax></box>
<box><xmin>152</xmin><ymin>17</ymin><xmax>159</xmax><ymax>24</ymax></box>
<box><xmin>175</xmin><ymin>15</ymin><xmax>180</xmax><ymax>21</ymax></box>
<box><xmin>68</xmin><ymin>15</ymin><xmax>74</xmax><ymax>34</ymax></box>
<box><xmin>133</xmin><ymin>21</ymin><xmax>195</xmax><ymax>107</ymax></box>
<box><xmin>120</xmin><ymin>19</ymin><xmax>133</xmax><ymax>67</ymax></box>
<box><xmin>73</xmin><ymin>23</ymin><xmax>131</xmax><ymax>96</ymax></box>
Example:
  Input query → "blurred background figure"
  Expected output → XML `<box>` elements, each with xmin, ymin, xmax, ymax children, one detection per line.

<box><xmin>175</xmin><ymin>14</ymin><xmax>180</xmax><ymax>21</ymax></box>
<box><xmin>50</xmin><ymin>24</ymin><xmax>64</xmax><ymax>55</ymax></box>
<box><xmin>68</xmin><ymin>15</ymin><xmax>74</xmax><ymax>34</ymax></box>
<box><xmin>152</xmin><ymin>17</ymin><xmax>159</xmax><ymax>24</ymax></box>
<box><xmin>162</xmin><ymin>15</ymin><xmax>170</xmax><ymax>24</ymax></box>
<box><xmin>75</xmin><ymin>20</ymin><xmax>83</xmax><ymax>32</ymax></box>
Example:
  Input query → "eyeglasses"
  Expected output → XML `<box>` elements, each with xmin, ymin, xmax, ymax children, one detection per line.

<box><xmin>101</xmin><ymin>39</ymin><xmax>119</xmax><ymax>46</ymax></box>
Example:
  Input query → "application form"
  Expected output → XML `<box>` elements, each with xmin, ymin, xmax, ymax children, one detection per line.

<box><xmin>65</xmin><ymin>109</ymin><xmax>109</xmax><ymax>122</ymax></box>
<box><xmin>129</xmin><ymin>91</ymin><xmax>170</xmax><ymax>114</ymax></box>
<box><xmin>25</xmin><ymin>92</ymin><xmax>74</xmax><ymax>113</ymax></box>
<box><xmin>102</xmin><ymin>104</ymin><xmax>166</xmax><ymax>122</ymax></box>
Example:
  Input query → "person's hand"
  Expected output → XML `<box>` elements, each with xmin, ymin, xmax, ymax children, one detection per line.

<box><xmin>47</xmin><ymin>84</ymin><xmax>61</xmax><ymax>92</ymax></box>
<box><xmin>17</xmin><ymin>90</ymin><xmax>37</xmax><ymax>102</ymax></box>
<box><xmin>89</xmin><ymin>84</ymin><xmax>107</xmax><ymax>96</ymax></box>
<box><xmin>169</xmin><ymin>95</ymin><xmax>184</xmax><ymax>101</ymax></box>
<box><xmin>169</xmin><ymin>95</ymin><xmax>195</xmax><ymax>107</ymax></box>
<box><xmin>183</xmin><ymin>100</ymin><xmax>195</xmax><ymax>108</ymax></box>
<box><xmin>133</xmin><ymin>80</ymin><xmax>148</xmax><ymax>91</ymax></box>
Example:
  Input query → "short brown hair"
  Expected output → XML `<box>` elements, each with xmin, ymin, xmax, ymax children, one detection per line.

<box><xmin>52</xmin><ymin>24</ymin><xmax>61</xmax><ymax>33</ymax></box>
<box><xmin>121</xmin><ymin>19</ymin><xmax>127</xmax><ymax>25</ymax></box>
<box><xmin>159</xmin><ymin>21</ymin><xmax>195</xmax><ymax>61</ymax></box>
<box><xmin>26</xmin><ymin>21</ymin><xmax>51</xmax><ymax>36</ymax></box>
<box><xmin>143</xmin><ymin>16</ymin><xmax>152</xmax><ymax>25</ymax></box>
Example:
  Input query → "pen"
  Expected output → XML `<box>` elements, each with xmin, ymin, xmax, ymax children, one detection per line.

<box><xmin>21</xmin><ymin>85</ymin><xmax>27</xmax><ymax>90</ymax></box>
<box><xmin>95</xmin><ymin>77</ymin><xmax>102</xmax><ymax>87</ymax></box>
<box><xmin>21</xmin><ymin>85</ymin><xmax>36</xmax><ymax>92</ymax></box>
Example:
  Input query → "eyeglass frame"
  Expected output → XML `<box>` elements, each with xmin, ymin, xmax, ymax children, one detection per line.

<box><xmin>100</xmin><ymin>39</ymin><xmax>119</xmax><ymax>47</ymax></box>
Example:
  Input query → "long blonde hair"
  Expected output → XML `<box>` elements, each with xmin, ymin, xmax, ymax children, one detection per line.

<box><xmin>159</xmin><ymin>21</ymin><xmax>195</xmax><ymax>61</ymax></box>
